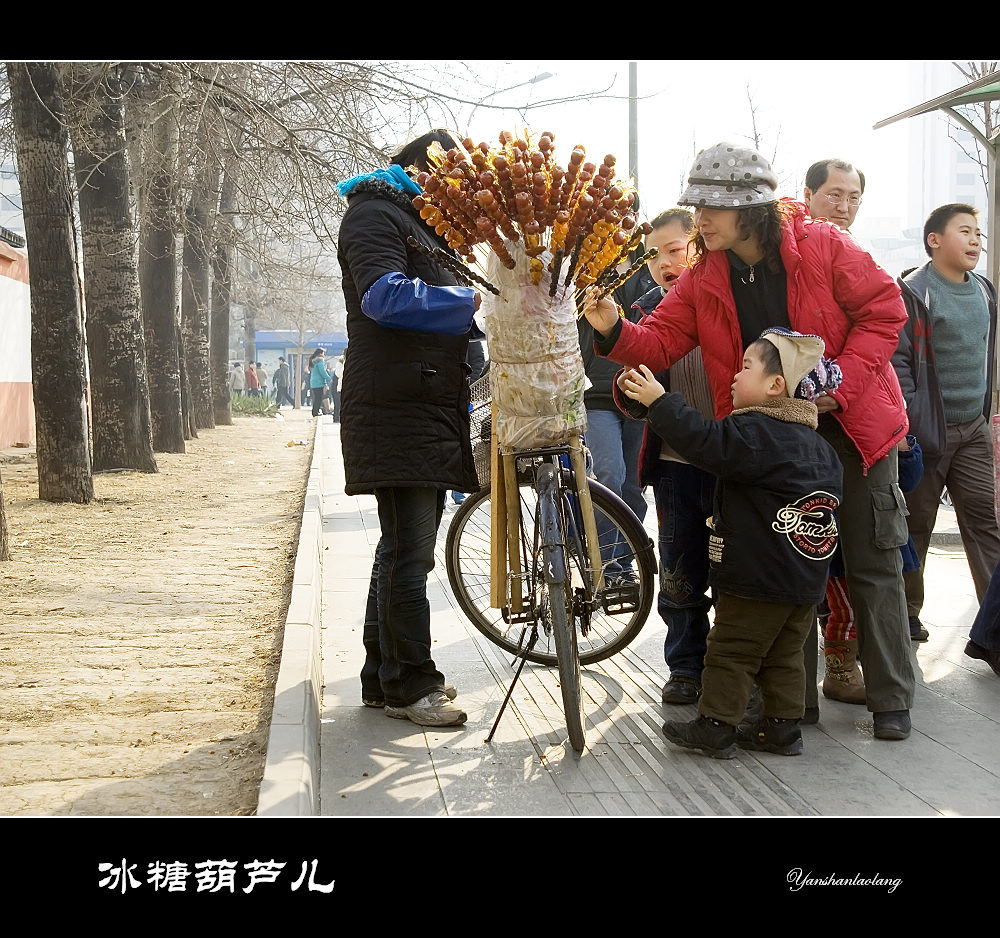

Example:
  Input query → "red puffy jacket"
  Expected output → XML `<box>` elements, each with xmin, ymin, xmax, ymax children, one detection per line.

<box><xmin>605</xmin><ymin>200</ymin><xmax>909</xmax><ymax>472</ymax></box>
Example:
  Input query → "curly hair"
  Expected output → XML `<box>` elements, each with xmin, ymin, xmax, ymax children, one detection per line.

<box><xmin>689</xmin><ymin>201</ymin><xmax>794</xmax><ymax>273</ymax></box>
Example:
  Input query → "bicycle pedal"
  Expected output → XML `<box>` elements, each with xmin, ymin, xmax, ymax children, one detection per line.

<box><xmin>601</xmin><ymin>586</ymin><xmax>640</xmax><ymax>614</ymax></box>
<box><xmin>501</xmin><ymin>604</ymin><xmax>535</xmax><ymax>624</ymax></box>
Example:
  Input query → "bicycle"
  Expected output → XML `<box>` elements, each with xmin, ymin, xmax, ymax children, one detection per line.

<box><xmin>446</xmin><ymin>372</ymin><xmax>656</xmax><ymax>752</ymax></box>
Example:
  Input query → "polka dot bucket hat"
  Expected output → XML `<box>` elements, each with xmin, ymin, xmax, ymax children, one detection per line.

<box><xmin>678</xmin><ymin>142</ymin><xmax>779</xmax><ymax>209</ymax></box>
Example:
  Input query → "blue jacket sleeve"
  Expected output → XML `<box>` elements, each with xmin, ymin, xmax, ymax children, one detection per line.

<box><xmin>361</xmin><ymin>271</ymin><xmax>476</xmax><ymax>335</ymax></box>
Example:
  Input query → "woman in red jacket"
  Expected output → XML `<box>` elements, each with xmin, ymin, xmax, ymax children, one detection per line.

<box><xmin>583</xmin><ymin>141</ymin><xmax>915</xmax><ymax>741</ymax></box>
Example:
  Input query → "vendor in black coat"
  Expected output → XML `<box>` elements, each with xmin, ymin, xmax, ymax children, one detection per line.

<box><xmin>335</xmin><ymin>129</ymin><xmax>480</xmax><ymax>727</ymax></box>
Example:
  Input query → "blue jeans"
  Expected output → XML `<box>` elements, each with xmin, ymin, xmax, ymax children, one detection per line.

<box><xmin>653</xmin><ymin>462</ymin><xmax>715</xmax><ymax>679</ymax></box>
<box><xmin>971</xmin><ymin>560</ymin><xmax>1000</xmax><ymax>651</ymax></box>
<box><xmin>361</xmin><ymin>487</ymin><xmax>448</xmax><ymax>707</ymax></box>
<box><xmin>586</xmin><ymin>408</ymin><xmax>646</xmax><ymax>572</ymax></box>
<box><xmin>586</xmin><ymin>408</ymin><xmax>647</xmax><ymax>522</ymax></box>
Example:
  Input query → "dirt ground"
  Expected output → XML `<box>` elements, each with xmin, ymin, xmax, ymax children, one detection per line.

<box><xmin>0</xmin><ymin>405</ymin><xmax>315</xmax><ymax>816</ymax></box>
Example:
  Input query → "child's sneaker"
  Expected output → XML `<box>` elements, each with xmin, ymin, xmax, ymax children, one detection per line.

<box><xmin>662</xmin><ymin>715</ymin><xmax>738</xmax><ymax>759</ymax></box>
<box><xmin>737</xmin><ymin>717</ymin><xmax>803</xmax><ymax>756</ymax></box>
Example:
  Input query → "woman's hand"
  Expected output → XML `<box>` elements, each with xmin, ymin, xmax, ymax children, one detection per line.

<box><xmin>580</xmin><ymin>286</ymin><xmax>621</xmax><ymax>336</ymax></box>
<box><xmin>815</xmin><ymin>393</ymin><xmax>840</xmax><ymax>413</ymax></box>
<box><xmin>619</xmin><ymin>365</ymin><xmax>665</xmax><ymax>407</ymax></box>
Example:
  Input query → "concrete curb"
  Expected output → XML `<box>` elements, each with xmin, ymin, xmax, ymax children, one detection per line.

<box><xmin>256</xmin><ymin>418</ymin><xmax>324</xmax><ymax>816</ymax></box>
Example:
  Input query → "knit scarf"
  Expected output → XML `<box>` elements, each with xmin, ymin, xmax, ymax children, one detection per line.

<box><xmin>334</xmin><ymin>164</ymin><xmax>422</xmax><ymax>199</ymax></box>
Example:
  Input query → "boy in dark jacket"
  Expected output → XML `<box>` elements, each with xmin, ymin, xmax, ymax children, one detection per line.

<box><xmin>619</xmin><ymin>328</ymin><xmax>844</xmax><ymax>758</ymax></box>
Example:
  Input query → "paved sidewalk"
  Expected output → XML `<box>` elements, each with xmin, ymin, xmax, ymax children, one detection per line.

<box><xmin>262</xmin><ymin>417</ymin><xmax>1000</xmax><ymax>817</ymax></box>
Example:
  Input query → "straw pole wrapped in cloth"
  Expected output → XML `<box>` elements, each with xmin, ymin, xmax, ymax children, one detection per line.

<box><xmin>481</xmin><ymin>243</ymin><xmax>587</xmax><ymax>452</ymax></box>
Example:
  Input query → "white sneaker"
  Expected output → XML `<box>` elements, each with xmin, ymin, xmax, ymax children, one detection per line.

<box><xmin>363</xmin><ymin>683</ymin><xmax>457</xmax><ymax>709</ymax></box>
<box><xmin>385</xmin><ymin>691</ymin><xmax>467</xmax><ymax>726</ymax></box>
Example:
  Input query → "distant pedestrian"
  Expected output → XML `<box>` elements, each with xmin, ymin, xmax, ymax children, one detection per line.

<box><xmin>273</xmin><ymin>356</ymin><xmax>294</xmax><ymax>408</ymax></box>
<box><xmin>245</xmin><ymin>362</ymin><xmax>260</xmax><ymax>397</ymax></box>
<box><xmin>256</xmin><ymin>362</ymin><xmax>268</xmax><ymax>397</ymax></box>
<box><xmin>229</xmin><ymin>361</ymin><xmax>245</xmax><ymax>396</ymax></box>
<box><xmin>307</xmin><ymin>348</ymin><xmax>331</xmax><ymax>417</ymax></box>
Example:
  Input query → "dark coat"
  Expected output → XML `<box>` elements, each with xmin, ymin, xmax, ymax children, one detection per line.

<box><xmin>336</xmin><ymin>179</ymin><xmax>479</xmax><ymax>495</ymax></box>
<box><xmin>634</xmin><ymin>392</ymin><xmax>843</xmax><ymax>605</ymax></box>
<box><xmin>893</xmin><ymin>261</ymin><xmax>998</xmax><ymax>462</ymax></box>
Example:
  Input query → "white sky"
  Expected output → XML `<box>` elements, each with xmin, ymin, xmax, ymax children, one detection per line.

<box><xmin>445</xmin><ymin>59</ymin><xmax>978</xmax><ymax>243</ymax></box>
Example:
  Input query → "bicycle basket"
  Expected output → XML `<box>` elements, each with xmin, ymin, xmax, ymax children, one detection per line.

<box><xmin>470</xmin><ymin>371</ymin><xmax>492</xmax><ymax>488</ymax></box>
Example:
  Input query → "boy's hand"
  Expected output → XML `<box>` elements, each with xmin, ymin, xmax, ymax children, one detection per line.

<box><xmin>619</xmin><ymin>365</ymin><xmax>665</xmax><ymax>407</ymax></box>
<box><xmin>580</xmin><ymin>286</ymin><xmax>621</xmax><ymax>335</ymax></box>
<box><xmin>815</xmin><ymin>393</ymin><xmax>839</xmax><ymax>413</ymax></box>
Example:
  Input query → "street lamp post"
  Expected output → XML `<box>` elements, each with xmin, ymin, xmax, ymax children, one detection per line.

<box><xmin>629</xmin><ymin>62</ymin><xmax>638</xmax><ymax>196</ymax></box>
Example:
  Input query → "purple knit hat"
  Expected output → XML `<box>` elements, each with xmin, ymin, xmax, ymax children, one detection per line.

<box><xmin>759</xmin><ymin>327</ymin><xmax>843</xmax><ymax>402</ymax></box>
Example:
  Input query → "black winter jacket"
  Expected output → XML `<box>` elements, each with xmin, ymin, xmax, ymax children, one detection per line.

<box><xmin>892</xmin><ymin>262</ymin><xmax>997</xmax><ymax>462</ymax></box>
<box><xmin>639</xmin><ymin>392</ymin><xmax>843</xmax><ymax>605</ymax></box>
<box><xmin>337</xmin><ymin>179</ymin><xmax>480</xmax><ymax>495</ymax></box>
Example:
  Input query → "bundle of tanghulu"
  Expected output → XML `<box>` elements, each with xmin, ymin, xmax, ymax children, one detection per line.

<box><xmin>411</xmin><ymin>131</ymin><xmax>653</xmax><ymax>297</ymax></box>
<box><xmin>412</xmin><ymin>130</ymin><xmax>653</xmax><ymax>453</ymax></box>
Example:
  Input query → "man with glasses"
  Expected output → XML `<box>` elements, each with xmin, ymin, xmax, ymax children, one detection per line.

<box><xmin>797</xmin><ymin>159</ymin><xmax>913</xmax><ymax>734</ymax></box>
<box><xmin>804</xmin><ymin>159</ymin><xmax>864</xmax><ymax>232</ymax></box>
<box><xmin>798</xmin><ymin>160</ymin><xmax>869</xmax><ymax>719</ymax></box>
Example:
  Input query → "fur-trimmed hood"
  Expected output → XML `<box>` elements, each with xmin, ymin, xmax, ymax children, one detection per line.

<box><xmin>344</xmin><ymin>177</ymin><xmax>418</xmax><ymax>213</ymax></box>
<box><xmin>731</xmin><ymin>395</ymin><xmax>819</xmax><ymax>429</ymax></box>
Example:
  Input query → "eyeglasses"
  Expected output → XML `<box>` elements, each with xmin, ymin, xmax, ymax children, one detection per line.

<box><xmin>820</xmin><ymin>192</ymin><xmax>863</xmax><ymax>207</ymax></box>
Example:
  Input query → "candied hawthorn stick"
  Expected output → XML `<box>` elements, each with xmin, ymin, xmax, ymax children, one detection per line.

<box><xmin>595</xmin><ymin>248</ymin><xmax>658</xmax><ymax>301</ymax></box>
<box><xmin>549</xmin><ymin>246</ymin><xmax>565</xmax><ymax>297</ymax></box>
<box><xmin>405</xmin><ymin>236</ymin><xmax>501</xmax><ymax>296</ymax></box>
<box><xmin>564</xmin><ymin>231</ymin><xmax>586</xmax><ymax>288</ymax></box>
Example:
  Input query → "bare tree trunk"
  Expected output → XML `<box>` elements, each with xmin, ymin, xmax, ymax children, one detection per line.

<box><xmin>138</xmin><ymin>75</ymin><xmax>185</xmax><ymax>453</ymax></box>
<box><xmin>244</xmin><ymin>300</ymin><xmax>257</xmax><ymax>363</ymax></box>
<box><xmin>178</xmin><ymin>334</ymin><xmax>197</xmax><ymax>440</ymax></box>
<box><xmin>211</xmin><ymin>229</ymin><xmax>234</xmax><ymax>425</ymax></box>
<box><xmin>210</xmin><ymin>146</ymin><xmax>242</xmax><ymax>428</ymax></box>
<box><xmin>7</xmin><ymin>61</ymin><xmax>94</xmax><ymax>503</ymax></box>
<box><xmin>0</xmin><ymin>469</ymin><xmax>8</xmax><ymax>560</ymax></box>
<box><xmin>64</xmin><ymin>63</ymin><xmax>156</xmax><ymax>473</ymax></box>
<box><xmin>180</xmin><ymin>134</ymin><xmax>219</xmax><ymax>430</ymax></box>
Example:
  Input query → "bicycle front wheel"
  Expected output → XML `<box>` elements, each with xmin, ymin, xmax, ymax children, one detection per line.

<box><xmin>445</xmin><ymin>470</ymin><xmax>655</xmax><ymax>666</ymax></box>
<box><xmin>536</xmin><ymin>463</ymin><xmax>585</xmax><ymax>752</ymax></box>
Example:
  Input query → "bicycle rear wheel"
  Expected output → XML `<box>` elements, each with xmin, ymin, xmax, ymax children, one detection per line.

<box><xmin>445</xmin><ymin>470</ymin><xmax>655</xmax><ymax>666</ymax></box>
<box><xmin>536</xmin><ymin>462</ymin><xmax>585</xmax><ymax>752</ymax></box>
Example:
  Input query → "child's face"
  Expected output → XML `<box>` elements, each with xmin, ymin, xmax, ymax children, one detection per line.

<box><xmin>929</xmin><ymin>212</ymin><xmax>981</xmax><ymax>276</ymax></box>
<box><xmin>646</xmin><ymin>220</ymin><xmax>690</xmax><ymax>290</ymax></box>
<box><xmin>731</xmin><ymin>346</ymin><xmax>780</xmax><ymax>409</ymax></box>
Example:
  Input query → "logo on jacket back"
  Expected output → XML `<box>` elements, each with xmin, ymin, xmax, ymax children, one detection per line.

<box><xmin>772</xmin><ymin>492</ymin><xmax>839</xmax><ymax>560</ymax></box>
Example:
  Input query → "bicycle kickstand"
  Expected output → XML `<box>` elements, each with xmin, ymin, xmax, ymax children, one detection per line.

<box><xmin>484</xmin><ymin>625</ymin><xmax>540</xmax><ymax>744</ymax></box>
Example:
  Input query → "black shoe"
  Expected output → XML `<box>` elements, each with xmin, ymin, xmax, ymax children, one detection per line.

<box><xmin>606</xmin><ymin>569</ymin><xmax>639</xmax><ymax>588</ymax></box>
<box><xmin>801</xmin><ymin>706</ymin><xmax>820</xmax><ymax>725</ymax></box>
<box><xmin>662</xmin><ymin>715</ymin><xmax>738</xmax><ymax>759</ymax></box>
<box><xmin>736</xmin><ymin>683</ymin><xmax>764</xmax><ymax>734</ymax></box>
<box><xmin>737</xmin><ymin>717</ymin><xmax>804</xmax><ymax>756</ymax></box>
<box><xmin>873</xmin><ymin>709</ymin><xmax>911</xmax><ymax>740</ymax></box>
<box><xmin>965</xmin><ymin>640</ymin><xmax>1000</xmax><ymax>677</ymax></box>
<box><xmin>909</xmin><ymin>615</ymin><xmax>929</xmax><ymax>642</ymax></box>
<box><xmin>661</xmin><ymin>675</ymin><xmax>701</xmax><ymax>705</ymax></box>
